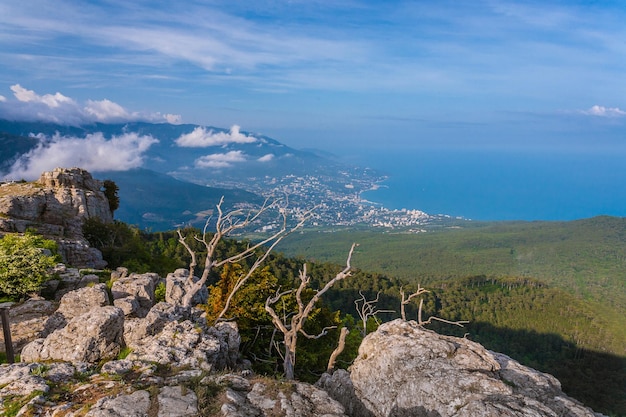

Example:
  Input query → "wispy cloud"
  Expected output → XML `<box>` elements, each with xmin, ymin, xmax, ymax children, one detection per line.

<box><xmin>0</xmin><ymin>84</ymin><xmax>181</xmax><ymax>125</ymax></box>
<box><xmin>6</xmin><ymin>132</ymin><xmax>159</xmax><ymax>180</ymax></box>
<box><xmin>257</xmin><ymin>154</ymin><xmax>274</xmax><ymax>162</ymax></box>
<box><xmin>194</xmin><ymin>151</ymin><xmax>247</xmax><ymax>168</ymax></box>
<box><xmin>175</xmin><ymin>125</ymin><xmax>256</xmax><ymax>147</ymax></box>
<box><xmin>581</xmin><ymin>105</ymin><xmax>626</xmax><ymax>117</ymax></box>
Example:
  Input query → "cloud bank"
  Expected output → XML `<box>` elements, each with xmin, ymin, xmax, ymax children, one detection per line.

<box><xmin>582</xmin><ymin>105</ymin><xmax>626</xmax><ymax>117</ymax></box>
<box><xmin>194</xmin><ymin>151</ymin><xmax>247</xmax><ymax>168</ymax></box>
<box><xmin>175</xmin><ymin>125</ymin><xmax>257</xmax><ymax>147</ymax></box>
<box><xmin>6</xmin><ymin>132</ymin><xmax>159</xmax><ymax>180</ymax></box>
<box><xmin>0</xmin><ymin>84</ymin><xmax>181</xmax><ymax>125</ymax></box>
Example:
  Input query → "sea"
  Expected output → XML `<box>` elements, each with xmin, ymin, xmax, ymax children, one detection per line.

<box><xmin>357</xmin><ymin>149</ymin><xmax>626</xmax><ymax>221</ymax></box>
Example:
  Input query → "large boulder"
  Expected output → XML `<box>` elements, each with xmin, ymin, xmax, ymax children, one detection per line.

<box><xmin>0</xmin><ymin>297</ymin><xmax>57</xmax><ymax>353</ymax></box>
<box><xmin>21</xmin><ymin>306</ymin><xmax>125</xmax><ymax>364</ymax></box>
<box><xmin>343</xmin><ymin>319</ymin><xmax>601</xmax><ymax>417</ymax></box>
<box><xmin>43</xmin><ymin>283</ymin><xmax>111</xmax><ymax>335</ymax></box>
<box><xmin>111</xmin><ymin>273</ymin><xmax>158</xmax><ymax>317</ymax></box>
<box><xmin>125</xmin><ymin>302</ymin><xmax>239</xmax><ymax>371</ymax></box>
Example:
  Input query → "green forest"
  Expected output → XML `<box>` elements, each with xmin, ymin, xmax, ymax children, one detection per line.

<box><xmin>76</xmin><ymin>217</ymin><xmax>626</xmax><ymax>415</ymax></box>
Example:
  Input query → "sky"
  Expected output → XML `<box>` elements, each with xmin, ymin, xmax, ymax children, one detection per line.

<box><xmin>1</xmin><ymin>0</ymin><xmax>625</xmax><ymax>154</ymax></box>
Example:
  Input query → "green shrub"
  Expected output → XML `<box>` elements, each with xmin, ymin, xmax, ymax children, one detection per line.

<box><xmin>0</xmin><ymin>233</ymin><xmax>59</xmax><ymax>299</ymax></box>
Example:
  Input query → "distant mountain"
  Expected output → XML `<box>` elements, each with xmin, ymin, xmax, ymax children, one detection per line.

<box><xmin>102</xmin><ymin>168</ymin><xmax>264</xmax><ymax>230</ymax></box>
<box><xmin>0</xmin><ymin>119</ymin><xmax>383</xmax><ymax>230</ymax></box>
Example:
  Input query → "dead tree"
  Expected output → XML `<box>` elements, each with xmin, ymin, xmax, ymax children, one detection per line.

<box><xmin>400</xmin><ymin>285</ymin><xmax>429</xmax><ymax>321</ymax></box>
<box><xmin>265</xmin><ymin>243</ymin><xmax>357</xmax><ymax>380</ymax></box>
<box><xmin>400</xmin><ymin>285</ymin><xmax>469</xmax><ymax>327</ymax></box>
<box><xmin>176</xmin><ymin>196</ymin><xmax>311</xmax><ymax>316</ymax></box>
<box><xmin>354</xmin><ymin>290</ymin><xmax>394</xmax><ymax>337</ymax></box>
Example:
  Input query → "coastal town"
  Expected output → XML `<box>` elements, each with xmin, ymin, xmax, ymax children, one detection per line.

<box><xmin>202</xmin><ymin>168</ymin><xmax>460</xmax><ymax>232</ymax></box>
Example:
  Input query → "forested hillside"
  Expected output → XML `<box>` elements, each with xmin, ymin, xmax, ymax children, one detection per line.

<box><xmin>82</xmin><ymin>218</ymin><xmax>626</xmax><ymax>415</ymax></box>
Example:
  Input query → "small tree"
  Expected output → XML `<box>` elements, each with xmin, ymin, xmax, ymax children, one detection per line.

<box><xmin>400</xmin><ymin>284</ymin><xmax>469</xmax><ymax>327</ymax></box>
<box><xmin>265</xmin><ymin>243</ymin><xmax>357</xmax><ymax>380</ymax></box>
<box><xmin>102</xmin><ymin>180</ymin><xmax>120</xmax><ymax>213</ymax></box>
<box><xmin>0</xmin><ymin>233</ymin><xmax>58</xmax><ymax>299</ymax></box>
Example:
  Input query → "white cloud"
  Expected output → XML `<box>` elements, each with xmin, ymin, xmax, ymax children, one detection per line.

<box><xmin>175</xmin><ymin>125</ymin><xmax>257</xmax><ymax>147</ymax></box>
<box><xmin>0</xmin><ymin>84</ymin><xmax>182</xmax><ymax>125</ymax></box>
<box><xmin>257</xmin><ymin>154</ymin><xmax>274</xmax><ymax>162</ymax></box>
<box><xmin>84</xmin><ymin>99</ymin><xmax>130</xmax><ymax>121</ymax></box>
<box><xmin>194</xmin><ymin>151</ymin><xmax>247</xmax><ymax>168</ymax></box>
<box><xmin>11</xmin><ymin>84</ymin><xmax>76</xmax><ymax>108</ymax></box>
<box><xmin>0</xmin><ymin>95</ymin><xmax>6</xmax><ymax>102</ymax></box>
<box><xmin>582</xmin><ymin>105</ymin><xmax>626</xmax><ymax>117</ymax></box>
<box><xmin>6</xmin><ymin>132</ymin><xmax>159</xmax><ymax>180</ymax></box>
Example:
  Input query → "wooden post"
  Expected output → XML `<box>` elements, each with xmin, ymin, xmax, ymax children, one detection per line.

<box><xmin>0</xmin><ymin>302</ymin><xmax>15</xmax><ymax>363</ymax></box>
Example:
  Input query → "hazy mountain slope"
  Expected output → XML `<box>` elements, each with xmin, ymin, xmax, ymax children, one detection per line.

<box><xmin>102</xmin><ymin>168</ymin><xmax>264</xmax><ymax>230</ymax></box>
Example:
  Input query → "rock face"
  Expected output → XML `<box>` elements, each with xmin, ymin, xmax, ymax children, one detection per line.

<box><xmin>0</xmin><ymin>167</ymin><xmax>113</xmax><ymax>268</ymax></box>
<box><xmin>20</xmin><ymin>306</ymin><xmax>125</xmax><ymax>364</ymax></box>
<box><xmin>337</xmin><ymin>319</ymin><xmax>602</xmax><ymax>417</ymax></box>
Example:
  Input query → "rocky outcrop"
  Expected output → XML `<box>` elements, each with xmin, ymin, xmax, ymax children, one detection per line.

<box><xmin>20</xmin><ymin>306</ymin><xmax>125</xmax><ymax>364</ymax></box>
<box><xmin>326</xmin><ymin>319</ymin><xmax>603</xmax><ymax>417</ymax></box>
<box><xmin>0</xmin><ymin>167</ymin><xmax>113</xmax><ymax>268</ymax></box>
<box><xmin>111</xmin><ymin>272</ymin><xmax>159</xmax><ymax>317</ymax></box>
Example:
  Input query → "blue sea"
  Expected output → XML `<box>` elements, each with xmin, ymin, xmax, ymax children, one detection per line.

<box><xmin>357</xmin><ymin>149</ymin><xmax>626</xmax><ymax>221</ymax></box>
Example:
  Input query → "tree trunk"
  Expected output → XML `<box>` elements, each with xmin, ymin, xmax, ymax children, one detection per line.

<box><xmin>284</xmin><ymin>346</ymin><xmax>296</xmax><ymax>380</ymax></box>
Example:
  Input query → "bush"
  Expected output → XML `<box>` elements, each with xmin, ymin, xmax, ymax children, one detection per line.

<box><xmin>0</xmin><ymin>233</ymin><xmax>59</xmax><ymax>299</ymax></box>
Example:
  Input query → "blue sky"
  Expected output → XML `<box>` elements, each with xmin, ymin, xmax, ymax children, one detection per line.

<box><xmin>0</xmin><ymin>0</ymin><xmax>625</xmax><ymax>153</ymax></box>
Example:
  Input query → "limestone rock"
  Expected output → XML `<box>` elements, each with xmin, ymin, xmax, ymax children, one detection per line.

<box><xmin>85</xmin><ymin>390</ymin><xmax>151</xmax><ymax>417</ymax></box>
<box><xmin>0</xmin><ymin>363</ymin><xmax>50</xmax><ymax>397</ymax></box>
<box><xmin>347</xmin><ymin>319</ymin><xmax>601</xmax><ymax>417</ymax></box>
<box><xmin>43</xmin><ymin>283</ymin><xmax>111</xmax><ymax>335</ymax></box>
<box><xmin>111</xmin><ymin>273</ymin><xmax>158</xmax><ymax>317</ymax></box>
<box><xmin>222</xmin><ymin>380</ymin><xmax>348</xmax><ymax>417</ymax></box>
<box><xmin>0</xmin><ymin>298</ymin><xmax>57</xmax><ymax>353</ymax></box>
<box><xmin>21</xmin><ymin>306</ymin><xmax>124</xmax><ymax>364</ymax></box>
<box><xmin>0</xmin><ymin>167</ymin><xmax>112</xmax><ymax>268</ymax></box>
<box><xmin>157</xmin><ymin>385</ymin><xmax>198</xmax><ymax>417</ymax></box>
<box><xmin>165</xmin><ymin>268</ymin><xmax>208</xmax><ymax>306</ymax></box>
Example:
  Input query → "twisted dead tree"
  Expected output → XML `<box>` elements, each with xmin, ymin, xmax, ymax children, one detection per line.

<box><xmin>265</xmin><ymin>243</ymin><xmax>358</xmax><ymax>380</ymax></box>
<box><xmin>400</xmin><ymin>285</ymin><xmax>469</xmax><ymax>327</ymax></box>
<box><xmin>176</xmin><ymin>196</ymin><xmax>312</xmax><ymax>317</ymax></box>
<box><xmin>355</xmin><ymin>290</ymin><xmax>394</xmax><ymax>336</ymax></box>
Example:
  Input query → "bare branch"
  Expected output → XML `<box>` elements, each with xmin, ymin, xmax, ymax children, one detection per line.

<box><xmin>355</xmin><ymin>290</ymin><xmax>395</xmax><ymax>336</ymax></box>
<box><xmin>300</xmin><ymin>325</ymin><xmax>337</xmax><ymax>339</ymax></box>
<box><xmin>327</xmin><ymin>327</ymin><xmax>349</xmax><ymax>373</ymax></box>
<box><xmin>400</xmin><ymin>285</ymin><xmax>430</xmax><ymax>321</ymax></box>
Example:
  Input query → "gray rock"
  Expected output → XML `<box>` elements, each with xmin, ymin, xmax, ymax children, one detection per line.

<box><xmin>317</xmin><ymin>370</ymin><xmax>375</xmax><ymax>417</ymax></box>
<box><xmin>126</xmin><ymin>319</ymin><xmax>222</xmax><ymax>370</ymax></box>
<box><xmin>85</xmin><ymin>390</ymin><xmax>151</xmax><ymax>417</ymax></box>
<box><xmin>348</xmin><ymin>319</ymin><xmax>602</xmax><ymax>417</ymax></box>
<box><xmin>21</xmin><ymin>306</ymin><xmax>124</xmax><ymax>364</ymax></box>
<box><xmin>0</xmin><ymin>363</ymin><xmax>49</xmax><ymax>397</ymax></box>
<box><xmin>100</xmin><ymin>359</ymin><xmax>134</xmax><ymax>375</ymax></box>
<box><xmin>111</xmin><ymin>273</ymin><xmax>157</xmax><ymax>317</ymax></box>
<box><xmin>43</xmin><ymin>283</ymin><xmax>111</xmax><ymax>335</ymax></box>
<box><xmin>113</xmin><ymin>296</ymin><xmax>140</xmax><ymax>317</ymax></box>
<box><xmin>165</xmin><ymin>268</ymin><xmax>208</xmax><ymax>306</ymax></box>
<box><xmin>157</xmin><ymin>385</ymin><xmax>198</xmax><ymax>417</ymax></box>
<box><xmin>0</xmin><ymin>298</ymin><xmax>57</xmax><ymax>352</ymax></box>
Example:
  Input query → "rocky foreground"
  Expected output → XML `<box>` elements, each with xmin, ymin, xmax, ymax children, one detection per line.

<box><xmin>1</xmin><ymin>267</ymin><xmax>603</xmax><ymax>417</ymax></box>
